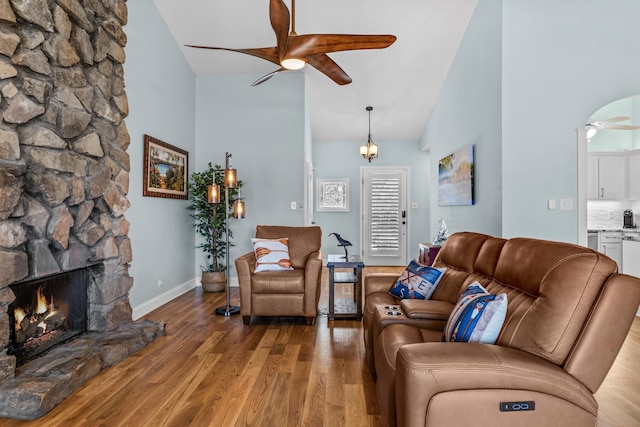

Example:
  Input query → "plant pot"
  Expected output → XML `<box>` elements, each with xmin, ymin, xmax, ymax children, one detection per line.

<box><xmin>201</xmin><ymin>271</ymin><xmax>226</xmax><ymax>293</ymax></box>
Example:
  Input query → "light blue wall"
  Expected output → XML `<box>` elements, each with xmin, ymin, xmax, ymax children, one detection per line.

<box><xmin>634</xmin><ymin>96</ymin><xmax>640</xmax><ymax>150</ymax></box>
<box><xmin>423</xmin><ymin>0</ymin><xmax>640</xmax><ymax>243</ymax></box>
<box><xmin>194</xmin><ymin>73</ymin><xmax>307</xmax><ymax>277</ymax></box>
<box><xmin>124</xmin><ymin>0</ymin><xmax>197</xmax><ymax>307</ymax></box>
<box><xmin>421</xmin><ymin>0</ymin><xmax>503</xmax><ymax>238</ymax></box>
<box><xmin>502</xmin><ymin>0</ymin><xmax>640</xmax><ymax>242</ymax></box>
<box><xmin>313</xmin><ymin>141</ymin><xmax>430</xmax><ymax>260</ymax></box>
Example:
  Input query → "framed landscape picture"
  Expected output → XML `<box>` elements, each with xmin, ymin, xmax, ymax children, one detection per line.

<box><xmin>143</xmin><ymin>135</ymin><xmax>188</xmax><ymax>200</ymax></box>
<box><xmin>316</xmin><ymin>178</ymin><xmax>350</xmax><ymax>212</ymax></box>
<box><xmin>438</xmin><ymin>144</ymin><xmax>475</xmax><ymax>206</ymax></box>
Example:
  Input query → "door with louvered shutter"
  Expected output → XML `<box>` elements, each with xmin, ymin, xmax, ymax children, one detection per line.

<box><xmin>361</xmin><ymin>167</ymin><xmax>409</xmax><ymax>266</ymax></box>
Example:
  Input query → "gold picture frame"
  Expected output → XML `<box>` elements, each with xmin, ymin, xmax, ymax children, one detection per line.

<box><xmin>143</xmin><ymin>134</ymin><xmax>188</xmax><ymax>200</ymax></box>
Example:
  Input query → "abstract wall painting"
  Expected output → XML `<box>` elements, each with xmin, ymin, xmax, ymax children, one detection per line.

<box><xmin>438</xmin><ymin>144</ymin><xmax>475</xmax><ymax>206</ymax></box>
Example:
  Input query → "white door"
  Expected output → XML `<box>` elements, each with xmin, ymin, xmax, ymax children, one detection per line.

<box><xmin>361</xmin><ymin>167</ymin><xmax>409</xmax><ymax>266</ymax></box>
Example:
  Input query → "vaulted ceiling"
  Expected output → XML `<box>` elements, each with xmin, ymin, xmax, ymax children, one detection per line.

<box><xmin>153</xmin><ymin>0</ymin><xmax>478</xmax><ymax>144</ymax></box>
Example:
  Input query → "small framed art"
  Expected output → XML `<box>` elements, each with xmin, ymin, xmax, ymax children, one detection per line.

<box><xmin>316</xmin><ymin>178</ymin><xmax>349</xmax><ymax>212</ymax></box>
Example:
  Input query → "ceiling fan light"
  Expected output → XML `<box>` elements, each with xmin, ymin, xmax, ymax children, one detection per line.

<box><xmin>281</xmin><ymin>58</ymin><xmax>306</xmax><ymax>70</ymax></box>
<box><xmin>586</xmin><ymin>128</ymin><xmax>597</xmax><ymax>139</ymax></box>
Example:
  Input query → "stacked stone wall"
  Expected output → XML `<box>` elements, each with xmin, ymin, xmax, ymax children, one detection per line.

<box><xmin>0</xmin><ymin>0</ymin><xmax>132</xmax><ymax>383</ymax></box>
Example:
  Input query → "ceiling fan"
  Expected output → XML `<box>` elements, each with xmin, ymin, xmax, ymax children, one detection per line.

<box><xmin>586</xmin><ymin>116</ymin><xmax>640</xmax><ymax>131</ymax></box>
<box><xmin>186</xmin><ymin>0</ymin><xmax>396</xmax><ymax>86</ymax></box>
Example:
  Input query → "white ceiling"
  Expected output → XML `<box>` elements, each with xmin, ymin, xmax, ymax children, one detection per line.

<box><xmin>153</xmin><ymin>0</ymin><xmax>478</xmax><ymax>144</ymax></box>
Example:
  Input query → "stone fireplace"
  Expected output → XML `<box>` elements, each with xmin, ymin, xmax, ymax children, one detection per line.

<box><xmin>0</xmin><ymin>0</ymin><xmax>163</xmax><ymax>420</ymax></box>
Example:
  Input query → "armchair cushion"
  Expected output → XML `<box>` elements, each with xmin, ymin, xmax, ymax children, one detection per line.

<box><xmin>251</xmin><ymin>238</ymin><xmax>294</xmax><ymax>272</ymax></box>
<box><xmin>251</xmin><ymin>269</ymin><xmax>305</xmax><ymax>293</ymax></box>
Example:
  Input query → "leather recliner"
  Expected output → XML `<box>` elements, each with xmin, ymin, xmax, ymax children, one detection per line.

<box><xmin>235</xmin><ymin>225</ymin><xmax>322</xmax><ymax>325</ymax></box>
<box><xmin>365</xmin><ymin>232</ymin><xmax>640</xmax><ymax>427</ymax></box>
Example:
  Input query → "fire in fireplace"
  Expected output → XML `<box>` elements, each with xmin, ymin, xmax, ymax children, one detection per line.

<box><xmin>8</xmin><ymin>268</ymin><xmax>89</xmax><ymax>365</ymax></box>
<box><xmin>13</xmin><ymin>286</ymin><xmax>66</xmax><ymax>344</ymax></box>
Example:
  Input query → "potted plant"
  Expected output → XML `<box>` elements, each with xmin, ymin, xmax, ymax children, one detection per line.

<box><xmin>187</xmin><ymin>162</ymin><xmax>243</xmax><ymax>292</ymax></box>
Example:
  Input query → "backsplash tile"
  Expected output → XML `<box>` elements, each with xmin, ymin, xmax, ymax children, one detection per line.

<box><xmin>588</xmin><ymin>200</ymin><xmax>640</xmax><ymax>230</ymax></box>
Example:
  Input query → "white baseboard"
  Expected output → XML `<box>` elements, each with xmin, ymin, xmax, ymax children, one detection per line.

<box><xmin>132</xmin><ymin>276</ymin><xmax>242</xmax><ymax>319</ymax></box>
<box><xmin>132</xmin><ymin>277</ymin><xmax>197</xmax><ymax>320</ymax></box>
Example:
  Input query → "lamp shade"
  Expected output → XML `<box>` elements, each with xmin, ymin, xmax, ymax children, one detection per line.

<box><xmin>207</xmin><ymin>184</ymin><xmax>220</xmax><ymax>204</ymax></box>
<box><xmin>225</xmin><ymin>168</ymin><xmax>237</xmax><ymax>188</ymax></box>
<box><xmin>233</xmin><ymin>199</ymin><xmax>245</xmax><ymax>218</ymax></box>
<box><xmin>368</xmin><ymin>141</ymin><xmax>378</xmax><ymax>156</ymax></box>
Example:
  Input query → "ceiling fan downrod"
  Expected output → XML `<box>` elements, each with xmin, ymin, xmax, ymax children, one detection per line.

<box><xmin>291</xmin><ymin>0</ymin><xmax>296</xmax><ymax>35</ymax></box>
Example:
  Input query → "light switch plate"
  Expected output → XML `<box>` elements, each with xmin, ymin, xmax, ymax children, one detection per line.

<box><xmin>560</xmin><ymin>198</ymin><xmax>573</xmax><ymax>211</ymax></box>
<box><xmin>290</xmin><ymin>201</ymin><xmax>297</xmax><ymax>210</ymax></box>
<box><xmin>548</xmin><ymin>200</ymin><xmax>556</xmax><ymax>210</ymax></box>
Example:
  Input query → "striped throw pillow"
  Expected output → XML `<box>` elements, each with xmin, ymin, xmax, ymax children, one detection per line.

<box><xmin>443</xmin><ymin>282</ymin><xmax>507</xmax><ymax>344</ymax></box>
<box><xmin>251</xmin><ymin>238</ymin><xmax>294</xmax><ymax>273</ymax></box>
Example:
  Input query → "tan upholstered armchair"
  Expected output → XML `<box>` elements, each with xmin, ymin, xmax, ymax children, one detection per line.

<box><xmin>235</xmin><ymin>225</ymin><xmax>323</xmax><ymax>325</ymax></box>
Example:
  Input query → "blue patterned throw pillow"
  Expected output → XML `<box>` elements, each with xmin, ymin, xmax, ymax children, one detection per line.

<box><xmin>443</xmin><ymin>282</ymin><xmax>508</xmax><ymax>344</ymax></box>
<box><xmin>389</xmin><ymin>260</ymin><xmax>446</xmax><ymax>300</ymax></box>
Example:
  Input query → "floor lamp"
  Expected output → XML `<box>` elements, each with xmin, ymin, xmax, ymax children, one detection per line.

<box><xmin>210</xmin><ymin>152</ymin><xmax>243</xmax><ymax>317</ymax></box>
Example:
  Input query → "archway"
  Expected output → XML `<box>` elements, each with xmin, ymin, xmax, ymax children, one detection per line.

<box><xmin>577</xmin><ymin>94</ymin><xmax>640</xmax><ymax>252</ymax></box>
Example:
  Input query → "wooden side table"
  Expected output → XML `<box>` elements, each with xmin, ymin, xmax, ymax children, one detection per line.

<box><xmin>327</xmin><ymin>254</ymin><xmax>365</xmax><ymax>320</ymax></box>
<box><xmin>418</xmin><ymin>243</ymin><xmax>441</xmax><ymax>266</ymax></box>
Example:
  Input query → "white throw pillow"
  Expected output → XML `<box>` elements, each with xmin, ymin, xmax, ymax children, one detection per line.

<box><xmin>251</xmin><ymin>238</ymin><xmax>294</xmax><ymax>273</ymax></box>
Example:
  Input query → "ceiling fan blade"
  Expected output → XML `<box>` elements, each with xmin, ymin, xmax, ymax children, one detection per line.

<box><xmin>286</xmin><ymin>34</ymin><xmax>396</xmax><ymax>58</ymax></box>
<box><xmin>603</xmin><ymin>124</ymin><xmax>640</xmax><ymax>130</ymax></box>
<box><xmin>270</xmin><ymin>0</ymin><xmax>290</xmax><ymax>59</ymax></box>
<box><xmin>186</xmin><ymin>45</ymin><xmax>281</xmax><ymax>65</ymax></box>
<box><xmin>251</xmin><ymin>68</ymin><xmax>287</xmax><ymax>87</ymax></box>
<box><xmin>599</xmin><ymin>116</ymin><xmax>630</xmax><ymax>124</ymax></box>
<box><xmin>306</xmin><ymin>54</ymin><xmax>352</xmax><ymax>85</ymax></box>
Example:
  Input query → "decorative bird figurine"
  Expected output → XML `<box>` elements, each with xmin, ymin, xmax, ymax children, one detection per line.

<box><xmin>329</xmin><ymin>233</ymin><xmax>352</xmax><ymax>260</ymax></box>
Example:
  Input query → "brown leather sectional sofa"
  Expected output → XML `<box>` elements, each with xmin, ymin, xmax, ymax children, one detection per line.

<box><xmin>363</xmin><ymin>232</ymin><xmax>640</xmax><ymax>427</ymax></box>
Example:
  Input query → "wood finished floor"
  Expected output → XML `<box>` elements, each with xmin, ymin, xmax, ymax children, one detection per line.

<box><xmin>1</xmin><ymin>266</ymin><xmax>639</xmax><ymax>427</ymax></box>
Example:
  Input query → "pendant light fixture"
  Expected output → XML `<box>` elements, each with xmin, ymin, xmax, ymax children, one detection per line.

<box><xmin>360</xmin><ymin>106</ymin><xmax>378</xmax><ymax>162</ymax></box>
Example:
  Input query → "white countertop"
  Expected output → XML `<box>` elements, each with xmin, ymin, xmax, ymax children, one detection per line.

<box><xmin>588</xmin><ymin>229</ymin><xmax>640</xmax><ymax>233</ymax></box>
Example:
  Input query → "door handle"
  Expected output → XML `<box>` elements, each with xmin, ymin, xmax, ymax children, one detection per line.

<box><xmin>600</xmin><ymin>188</ymin><xmax>604</xmax><ymax>198</ymax></box>
<box><xmin>402</xmin><ymin>210</ymin><xmax>406</xmax><ymax>225</ymax></box>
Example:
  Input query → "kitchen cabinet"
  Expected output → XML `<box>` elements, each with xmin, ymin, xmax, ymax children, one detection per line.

<box><xmin>628</xmin><ymin>153</ymin><xmax>640</xmax><ymax>200</ymax></box>
<box><xmin>588</xmin><ymin>154</ymin><xmax>627</xmax><ymax>200</ymax></box>
<box><xmin>622</xmin><ymin>239</ymin><xmax>640</xmax><ymax>277</ymax></box>
<box><xmin>599</xmin><ymin>231</ymin><xmax>622</xmax><ymax>269</ymax></box>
